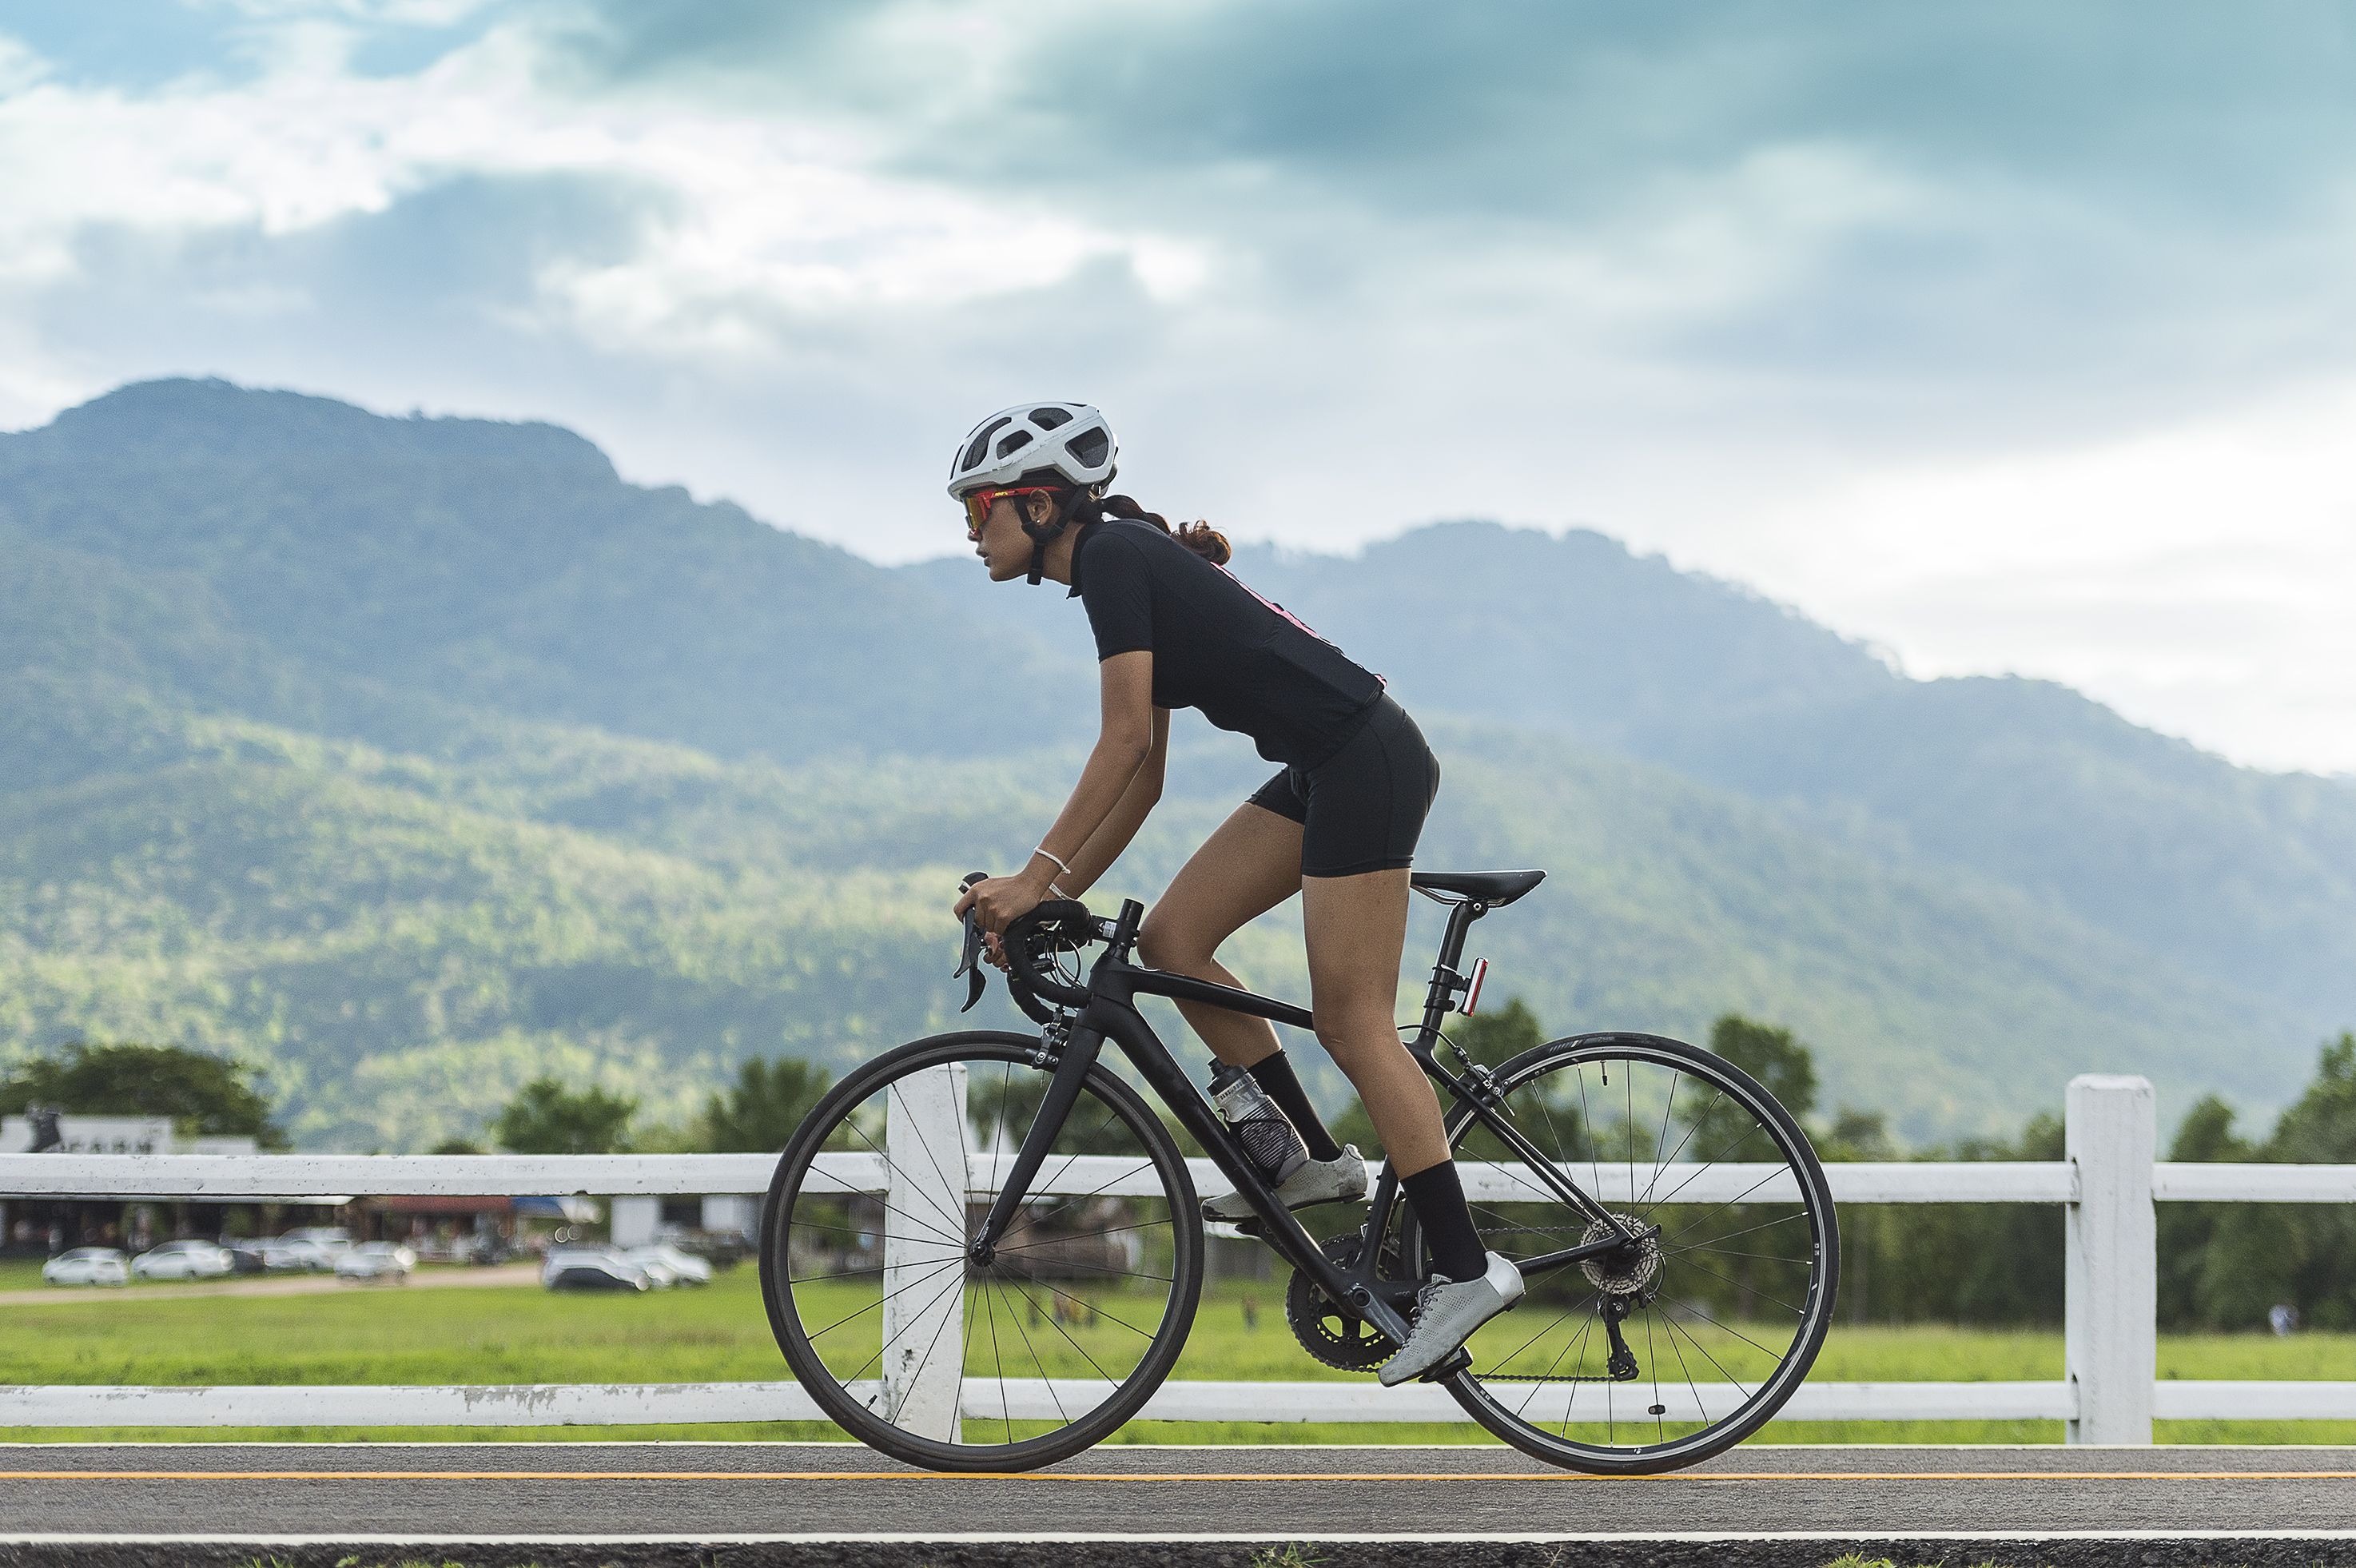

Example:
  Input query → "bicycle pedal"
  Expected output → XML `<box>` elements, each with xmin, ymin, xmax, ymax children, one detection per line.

<box><xmin>1417</xmin><ymin>1347</ymin><xmax>1474</xmax><ymax>1383</ymax></box>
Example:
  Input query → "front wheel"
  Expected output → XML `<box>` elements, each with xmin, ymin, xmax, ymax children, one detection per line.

<box><xmin>1407</xmin><ymin>1031</ymin><xmax>1840</xmax><ymax>1474</ymax></box>
<box><xmin>760</xmin><ymin>1031</ymin><xmax>1204</xmax><ymax>1470</ymax></box>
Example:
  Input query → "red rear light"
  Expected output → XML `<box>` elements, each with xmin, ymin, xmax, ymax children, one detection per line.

<box><xmin>1461</xmin><ymin>957</ymin><xmax>1488</xmax><ymax>1016</ymax></box>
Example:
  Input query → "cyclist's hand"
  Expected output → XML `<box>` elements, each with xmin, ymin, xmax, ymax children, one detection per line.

<box><xmin>953</xmin><ymin>873</ymin><xmax>1048</xmax><ymax>937</ymax></box>
<box><xmin>982</xmin><ymin>932</ymin><xmax>1011</xmax><ymax>973</ymax></box>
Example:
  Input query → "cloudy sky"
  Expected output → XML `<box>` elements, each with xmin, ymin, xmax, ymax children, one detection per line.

<box><xmin>4</xmin><ymin>2</ymin><xmax>2354</xmax><ymax>774</ymax></box>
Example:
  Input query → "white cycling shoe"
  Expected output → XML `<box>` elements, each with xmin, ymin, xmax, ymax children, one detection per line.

<box><xmin>1379</xmin><ymin>1251</ymin><xmax>1526</xmax><ymax>1387</ymax></box>
<box><xmin>1200</xmin><ymin>1146</ymin><xmax>1367</xmax><ymax>1222</ymax></box>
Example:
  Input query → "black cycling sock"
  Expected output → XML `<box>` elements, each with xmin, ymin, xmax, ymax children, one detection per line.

<box><xmin>1403</xmin><ymin>1160</ymin><xmax>1487</xmax><ymax>1282</ymax></box>
<box><xmin>1247</xmin><ymin>1052</ymin><xmax>1346</xmax><ymax>1163</ymax></box>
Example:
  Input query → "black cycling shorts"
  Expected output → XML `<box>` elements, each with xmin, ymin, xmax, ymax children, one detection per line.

<box><xmin>1245</xmin><ymin>693</ymin><xmax>1440</xmax><ymax>878</ymax></box>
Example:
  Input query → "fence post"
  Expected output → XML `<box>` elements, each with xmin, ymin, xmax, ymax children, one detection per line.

<box><xmin>882</xmin><ymin>1062</ymin><xmax>967</xmax><ymax>1443</ymax></box>
<box><xmin>2064</xmin><ymin>1073</ymin><xmax>2155</xmax><ymax>1444</ymax></box>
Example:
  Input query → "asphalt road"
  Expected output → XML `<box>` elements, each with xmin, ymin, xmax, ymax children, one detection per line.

<box><xmin>7</xmin><ymin>1439</ymin><xmax>2356</xmax><ymax>1557</ymax></box>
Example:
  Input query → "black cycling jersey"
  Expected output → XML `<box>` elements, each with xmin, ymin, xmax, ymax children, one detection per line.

<box><xmin>1070</xmin><ymin>519</ymin><xmax>1383</xmax><ymax>767</ymax></box>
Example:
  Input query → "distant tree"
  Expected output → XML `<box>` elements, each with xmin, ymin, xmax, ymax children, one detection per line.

<box><xmin>0</xmin><ymin>1041</ymin><xmax>287</xmax><ymax>1148</ymax></box>
<box><xmin>2267</xmin><ymin>1032</ymin><xmax>2356</xmax><ymax>1163</ymax></box>
<box><xmin>1707</xmin><ymin>1014</ymin><xmax>1819</xmax><ymax>1121</ymax></box>
<box><xmin>1452</xmin><ymin>997</ymin><xmax>1545</xmax><ymax>1066</ymax></box>
<box><xmin>491</xmin><ymin>1077</ymin><xmax>637</xmax><ymax>1154</ymax></box>
<box><xmin>429</xmin><ymin>1136</ymin><xmax>484</xmax><ymax>1156</ymax></box>
<box><xmin>703</xmin><ymin>1057</ymin><xmax>833</xmax><ymax>1152</ymax></box>
<box><xmin>2251</xmin><ymin>1032</ymin><xmax>2356</xmax><ymax>1329</ymax></box>
<box><xmin>2156</xmin><ymin>1095</ymin><xmax>2255</xmax><ymax>1328</ymax></box>
<box><xmin>1820</xmin><ymin>1106</ymin><xmax>1896</xmax><ymax>1162</ymax></box>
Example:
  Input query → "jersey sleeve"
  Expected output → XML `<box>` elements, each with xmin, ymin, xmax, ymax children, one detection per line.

<box><xmin>1080</xmin><ymin>532</ymin><xmax>1155</xmax><ymax>661</ymax></box>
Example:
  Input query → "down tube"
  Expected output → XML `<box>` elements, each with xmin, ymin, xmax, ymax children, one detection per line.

<box><xmin>1084</xmin><ymin>998</ymin><xmax>1359</xmax><ymax>1294</ymax></box>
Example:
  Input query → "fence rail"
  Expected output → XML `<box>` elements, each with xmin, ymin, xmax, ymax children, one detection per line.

<box><xmin>3</xmin><ymin>1073</ymin><xmax>2350</xmax><ymax>1441</ymax></box>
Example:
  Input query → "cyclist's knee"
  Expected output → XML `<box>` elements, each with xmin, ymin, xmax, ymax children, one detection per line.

<box><xmin>1136</xmin><ymin>912</ymin><xmax>1208</xmax><ymax>973</ymax></box>
<box><xmin>1315</xmin><ymin>1009</ymin><xmax>1403</xmax><ymax>1065</ymax></box>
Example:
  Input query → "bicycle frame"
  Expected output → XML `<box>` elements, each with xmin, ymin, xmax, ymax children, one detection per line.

<box><xmin>974</xmin><ymin>893</ymin><xmax>1644</xmax><ymax>1360</ymax></box>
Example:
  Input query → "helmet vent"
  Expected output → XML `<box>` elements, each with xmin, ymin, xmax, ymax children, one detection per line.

<box><xmin>1031</xmin><ymin>406</ymin><xmax>1074</xmax><ymax>430</ymax></box>
<box><xmin>1067</xmin><ymin>426</ymin><xmax>1110</xmax><ymax>468</ymax></box>
<box><xmin>995</xmin><ymin>429</ymin><xmax>1034</xmax><ymax>460</ymax></box>
<box><xmin>960</xmin><ymin>417</ymin><xmax>1012</xmax><ymax>475</ymax></box>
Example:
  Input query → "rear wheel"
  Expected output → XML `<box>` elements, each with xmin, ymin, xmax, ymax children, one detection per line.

<box><xmin>760</xmin><ymin>1031</ymin><xmax>1203</xmax><ymax>1470</ymax></box>
<box><xmin>1406</xmin><ymin>1031</ymin><xmax>1839</xmax><ymax>1474</ymax></box>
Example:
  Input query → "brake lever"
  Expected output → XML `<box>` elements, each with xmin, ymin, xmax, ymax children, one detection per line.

<box><xmin>953</xmin><ymin>870</ymin><xmax>989</xmax><ymax>1012</ymax></box>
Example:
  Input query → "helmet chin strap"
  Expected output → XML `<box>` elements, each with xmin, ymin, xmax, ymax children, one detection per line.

<box><xmin>1021</xmin><ymin>512</ymin><xmax>1066</xmax><ymax>587</ymax></box>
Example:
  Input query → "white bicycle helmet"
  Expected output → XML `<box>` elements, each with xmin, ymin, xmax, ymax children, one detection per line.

<box><xmin>946</xmin><ymin>401</ymin><xmax>1118</xmax><ymax>499</ymax></box>
<box><xmin>948</xmin><ymin>401</ymin><xmax>1119</xmax><ymax>584</ymax></box>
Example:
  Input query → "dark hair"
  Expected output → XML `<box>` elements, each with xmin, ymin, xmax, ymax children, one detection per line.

<box><xmin>1017</xmin><ymin>471</ymin><xmax>1231</xmax><ymax>566</ymax></box>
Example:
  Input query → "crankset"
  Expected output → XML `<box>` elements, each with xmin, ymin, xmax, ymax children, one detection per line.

<box><xmin>1284</xmin><ymin>1232</ymin><xmax>1403</xmax><ymax>1372</ymax></box>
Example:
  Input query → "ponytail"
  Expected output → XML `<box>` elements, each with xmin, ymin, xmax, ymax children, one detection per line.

<box><xmin>1010</xmin><ymin>467</ymin><xmax>1235</xmax><ymax>567</ymax></box>
<box><xmin>1070</xmin><ymin>491</ymin><xmax>1232</xmax><ymax>567</ymax></box>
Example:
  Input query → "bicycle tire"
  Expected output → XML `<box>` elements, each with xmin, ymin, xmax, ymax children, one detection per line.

<box><xmin>760</xmin><ymin>1030</ymin><xmax>1203</xmax><ymax>1470</ymax></box>
<box><xmin>1407</xmin><ymin>1030</ymin><xmax>1840</xmax><ymax>1474</ymax></box>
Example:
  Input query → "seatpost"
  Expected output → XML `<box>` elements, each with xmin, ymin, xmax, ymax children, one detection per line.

<box><xmin>1408</xmin><ymin>899</ymin><xmax>1486</xmax><ymax>1062</ymax></box>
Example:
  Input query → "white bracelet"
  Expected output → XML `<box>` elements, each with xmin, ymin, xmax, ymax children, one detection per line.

<box><xmin>1032</xmin><ymin>845</ymin><xmax>1073</xmax><ymax>878</ymax></box>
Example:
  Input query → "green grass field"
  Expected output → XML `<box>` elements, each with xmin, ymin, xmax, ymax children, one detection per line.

<box><xmin>5</xmin><ymin>1265</ymin><xmax>2353</xmax><ymax>1445</ymax></box>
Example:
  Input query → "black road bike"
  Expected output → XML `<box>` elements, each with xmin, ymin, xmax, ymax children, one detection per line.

<box><xmin>759</xmin><ymin>868</ymin><xmax>1838</xmax><ymax>1473</ymax></box>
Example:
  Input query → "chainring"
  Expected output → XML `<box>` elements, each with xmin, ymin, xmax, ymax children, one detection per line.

<box><xmin>1285</xmin><ymin>1232</ymin><xmax>1403</xmax><ymax>1372</ymax></box>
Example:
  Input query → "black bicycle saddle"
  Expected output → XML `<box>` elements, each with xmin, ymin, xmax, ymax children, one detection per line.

<box><xmin>1409</xmin><ymin>869</ymin><xmax>1546</xmax><ymax>906</ymax></box>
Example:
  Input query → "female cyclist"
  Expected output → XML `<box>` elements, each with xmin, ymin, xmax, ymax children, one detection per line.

<box><xmin>947</xmin><ymin>400</ymin><xmax>1521</xmax><ymax>1385</ymax></box>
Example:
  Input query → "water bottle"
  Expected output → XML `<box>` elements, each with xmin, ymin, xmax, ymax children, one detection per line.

<box><xmin>1208</xmin><ymin>1063</ymin><xmax>1309</xmax><ymax>1186</ymax></box>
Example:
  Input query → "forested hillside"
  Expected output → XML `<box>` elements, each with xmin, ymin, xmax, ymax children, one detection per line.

<box><xmin>2</xmin><ymin>378</ymin><xmax>2348</xmax><ymax>1147</ymax></box>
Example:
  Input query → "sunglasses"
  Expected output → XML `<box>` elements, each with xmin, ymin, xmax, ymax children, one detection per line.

<box><xmin>961</xmin><ymin>485</ymin><xmax>1061</xmax><ymax>537</ymax></box>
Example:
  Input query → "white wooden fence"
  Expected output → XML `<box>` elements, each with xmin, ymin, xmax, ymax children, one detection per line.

<box><xmin>4</xmin><ymin>1071</ymin><xmax>2354</xmax><ymax>1442</ymax></box>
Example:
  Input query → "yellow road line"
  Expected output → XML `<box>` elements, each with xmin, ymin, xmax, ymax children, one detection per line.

<box><xmin>5</xmin><ymin>1469</ymin><xmax>2356</xmax><ymax>1483</ymax></box>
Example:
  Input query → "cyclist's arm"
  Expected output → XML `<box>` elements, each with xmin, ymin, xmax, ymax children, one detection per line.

<box><xmin>1026</xmin><ymin>650</ymin><xmax>1156</xmax><ymax>881</ymax></box>
<box><xmin>1056</xmin><ymin>705</ymin><xmax>1168</xmax><ymax>897</ymax></box>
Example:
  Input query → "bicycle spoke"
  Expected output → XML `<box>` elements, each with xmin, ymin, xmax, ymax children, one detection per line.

<box><xmin>1675</xmin><ymin>1252</ymin><xmax>1809</xmax><ymax>1319</ymax></box>
<box><xmin>984</xmin><ymin>1270</ymin><xmax>1011</xmax><ymax>1445</ymax></box>
<box><xmin>1005</xmin><ymin>1272</ymin><xmax>1163</xmax><ymax>1341</ymax></box>
<box><xmin>801</xmin><ymin>1253</ymin><xmax>965</xmax><ymax>1347</ymax></box>
<box><xmin>886</xmin><ymin>1080</ymin><xmax>977</xmax><ymax>1236</ymax></box>
<box><xmin>996</xmin><ymin>1274</ymin><xmax>1073</xmax><ymax>1426</ymax></box>
<box><xmin>1001</xmin><ymin>1271</ymin><xmax>1128</xmax><ymax>1392</ymax></box>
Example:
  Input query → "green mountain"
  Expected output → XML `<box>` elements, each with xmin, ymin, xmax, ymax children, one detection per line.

<box><xmin>2</xmin><ymin>378</ymin><xmax>2346</xmax><ymax>1146</ymax></box>
<box><xmin>1</xmin><ymin>378</ymin><xmax>1089</xmax><ymax>767</ymax></box>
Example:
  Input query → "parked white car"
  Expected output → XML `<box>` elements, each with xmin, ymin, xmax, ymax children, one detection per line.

<box><xmin>626</xmin><ymin>1243</ymin><xmax>713</xmax><ymax>1287</ymax></box>
<box><xmin>334</xmin><ymin>1242</ymin><xmax>416</xmax><ymax>1283</ymax></box>
<box><xmin>542</xmin><ymin>1246</ymin><xmax>653</xmax><ymax>1292</ymax></box>
<box><xmin>282</xmin><ymin>1226</ymin><xmax>352</xmax><ymax>1260</ymax></box>
<box><xmin>42</xmin><ymin>1248</ymin><xmax>129</xmax><ymax>1287</ymax></box>
<box><xmin>257</xmin><ymin>1236</ymin><xmax>335</xmax><ymax>1272</ymax></box>
<box><xmin>130</xmin><ymin>1240</ymin><xmax>234</xmax><ymax>1281</ymax></box>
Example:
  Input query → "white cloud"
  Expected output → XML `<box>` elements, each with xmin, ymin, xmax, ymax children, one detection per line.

<box><xmin>0</xmin><ymin>17</ymin><xmax>1206</xmax><ymax>347</ymax></box>
<box><xmin>1721</xmin><ymin>383</ymin><xmax>2356</xmax><ymax>773</ymax></box>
